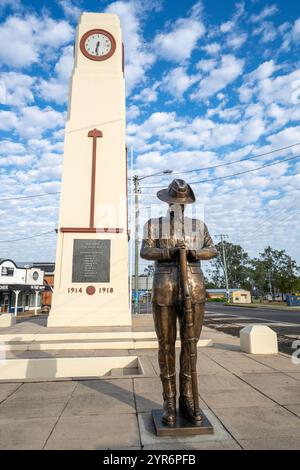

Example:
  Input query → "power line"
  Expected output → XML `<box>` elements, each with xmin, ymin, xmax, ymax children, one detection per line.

<box><xmin>0</xmin><ymin>230</ymin><xmax>55</xmax><ymax>243</ymax></box>
<box><xmin>2</xmin><ymin>143</ymin><xmax>300</xmax><ymax>202</ymax></box>
<box><xmin>0</xmin><ymin>191</ymin><xmax>60</xmax><ymax>202</ymax></box>
<box><xmin>142</xmin><ymin>154</ymin><xmax>300</xmax><ymax>188</ymax></box>
<box><xmin>168</xmin><ymin>142</ymin><xmax>300</xmax><ymax>176</ymax></box>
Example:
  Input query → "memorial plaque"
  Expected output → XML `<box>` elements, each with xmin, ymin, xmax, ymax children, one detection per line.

<box><xmin>72</xmin><ymin>239</ymin><xmax>110</xmax><ymax>283</ymax></box>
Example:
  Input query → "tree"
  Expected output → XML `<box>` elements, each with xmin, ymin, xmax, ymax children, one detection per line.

<box><xmin>206</xmin><ymin>241</ymin><xmax>252</xmax><ymax>290</ymax></box>
<box><xmin>252</xmin><ymin>246</ymin><xmax>300</xmax><ymax>297</ymax></box>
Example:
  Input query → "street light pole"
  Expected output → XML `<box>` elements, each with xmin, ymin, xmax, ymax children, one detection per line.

<box><xmin>134</xmin><ymin>175</ymin><xmax>140</xmax><ymax>314</ymax></box>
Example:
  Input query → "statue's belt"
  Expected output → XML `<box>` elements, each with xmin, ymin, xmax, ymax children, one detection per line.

<box><xmin>155</xmin><ymin>261</ymin><xmax>201</xmax><ymax>267</ymax></box>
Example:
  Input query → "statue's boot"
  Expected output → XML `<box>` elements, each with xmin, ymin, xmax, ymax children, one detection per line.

<box><xmin>161</xmin><ymin>374</ymin><xmax>176</xmax><ymax>427</ymax></box>
<box><xmin>179</xmin><ymin>373</ymin><xmax>202</xmax><ymax>425</ymax></box>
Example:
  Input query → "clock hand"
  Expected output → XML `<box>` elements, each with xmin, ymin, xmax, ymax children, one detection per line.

<box><xmin>95</xmin><ymin>41</ymin><xmax>100</xmax><ymax>55</ymax></box>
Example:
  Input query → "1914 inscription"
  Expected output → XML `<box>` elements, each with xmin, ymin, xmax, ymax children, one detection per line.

<box><xmin>72</xmin><ymin>239</ymin><xmax>110</xmax><ymax>283</ymax></box>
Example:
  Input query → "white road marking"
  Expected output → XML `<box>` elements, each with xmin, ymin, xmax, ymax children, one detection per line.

<box><xmin>206</xmin><ymin>310</ymin><xmax>297</xmax><ymax>327</ymax></box>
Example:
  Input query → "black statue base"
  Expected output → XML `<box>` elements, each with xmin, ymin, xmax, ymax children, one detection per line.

<box><xmin>152</xmin><ymin>409</ymin><xmax>214</xmax><ymax>437</ymax></box>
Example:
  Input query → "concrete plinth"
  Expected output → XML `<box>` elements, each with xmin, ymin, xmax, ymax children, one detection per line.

<box><xmin>0</xmin><ymin>314</ymin><xmax>16</xmax><ymax>328</ymax></box>
<box><xmin>240</xmin><ymin>325</ymin><xmax>278</xmax><ymax>354</ymax></box>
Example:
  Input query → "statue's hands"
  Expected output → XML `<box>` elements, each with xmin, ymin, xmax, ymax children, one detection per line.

<box><xmin>169</xmin><ymin>240</ymin><xmax>187</xmax><ymax>257</ymax></box>
<box><xmin>176</xmin><ymin>240</ymin><xmax>186</xmax><ymax>249</ymax></box>
<box><xmin>188</xmin><ymin>249</ymin><xmax>197</xmax><ymax>260</ymax></box>
<box><xmin>169</xmin><ymin>247</ymin><xmax>179</xmax><ymax>256</ymax></box>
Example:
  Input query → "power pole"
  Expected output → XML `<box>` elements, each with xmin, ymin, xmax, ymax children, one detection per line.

<box><xmin>134</xmin><ymin>175</ymin><xmax>140</xmax><ymax>314</ymax></box>
<box><xmin>215</xmin><ymin>234</ymin><xmax>230</xmax><ymax>302</ymax></box>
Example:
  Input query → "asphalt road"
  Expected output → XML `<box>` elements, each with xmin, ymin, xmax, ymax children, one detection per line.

<box><xmin>139</xmin><ymin>301</ymin><xmax>300</xmax><ymax>339</ymax></box>
<box><xmin>205</xmin><ymin>302</ymin><xmax>300</xmax><ymax>326</ymax></box>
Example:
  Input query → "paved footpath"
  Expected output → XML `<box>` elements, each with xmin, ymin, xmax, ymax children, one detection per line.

<box><xmin>0</xmin><ymin>315</ymin><xmax>300</xmax><ymax>450</ymax></box>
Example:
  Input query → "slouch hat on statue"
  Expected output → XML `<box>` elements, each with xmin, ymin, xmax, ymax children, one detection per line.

<box><xmin>157</xmin><ymin>179</ymin><xmax>196</xmax><ymax>204</ymax></box>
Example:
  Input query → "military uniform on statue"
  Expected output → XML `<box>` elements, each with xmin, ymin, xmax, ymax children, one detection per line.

<box><xmin>140</xmin><ymin>179</ymin><xmax>217</xmax><ymax>433</ymax></box>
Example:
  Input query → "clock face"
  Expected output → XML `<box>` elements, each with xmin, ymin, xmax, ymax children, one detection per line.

<box><xmin>80</xmin><ymin>29</ymin><xmax>116</xmax><ymax>61</ymax></box>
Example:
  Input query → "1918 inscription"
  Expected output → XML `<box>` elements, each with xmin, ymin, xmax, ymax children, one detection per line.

<box><xmin>72</xmin><ymin>239</ymin><xmax>110</xmax><ymax>283</ymax></box>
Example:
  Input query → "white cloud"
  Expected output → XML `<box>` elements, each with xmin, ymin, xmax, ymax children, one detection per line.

<box><xmin>0</xmin><ymin>110</ymin><xmax>18</xmax><ymax>130</ymax></box>
<box><xmin>0</xmin><ymin>14</ymin><xmax>73</xmax><ymax>68</ymax></box>
<box><xmin>250</xmin><ymin>4</ymin><xmax>278</xmax><ymax>23</ymax></box>
<box><xmin>253</xmin><ymin>21</ymin><xmax>277</xmax><ymax>43</ymax></box>
<box><xmin>259</xmin><ymin>70</ymin><xmax>300</xmax><ymax>106</ymax></box>
<box><xmin>133</xmin><ymin>83</ymin><xmax>159</xmax><ymax>103</ymax></box>
<box><xmin>38</xmin><ymin>45</ymin><xmax>74</xmax><ymax>103</ymax></box>
<box><xmin>161</xmin><ymin>67</ymin><xmax>200</xmax><ymax>99</ymax></box>
<box><xmin>192</xmin><ymin>54</ymin><xmax>244</xmax><ymax>100</ymax></box>
<box><xmin>267</xmin><ymin>103</ymin><xmax>300</xmax><ymax>129</ymax></box>
<box><xmin>240</xmin><ymin>117</ymin><xmax>266</xmax><ymax>144</ymax></box>
<box><xmin>0</xmin><ymin>106</ymin><xmax>65</xmax><ymax>138</ymax></box>
<box><xmin>202</xmin><ymin>42</ymin><xmax>221</xmax><ymax>55</ymax></box>
<box><xmin>154</xmin><ymin>17</ymin><xmax>205</xmax><ymax>62</ymax></box>
<box><xmin>153</xmin><ymin>4</ymin><xmax>205</xmax><ymax>63</ymax></box>
<box><xmin>291</xmin><ymin>17</ymin><xmax>300</xmax><ymax>41</ymax></box>
<box><xmin>249</xmin><ymin>60</ymin><xmax>277</xmax><ymax>81</ymax></box>
<box><xmin>0</xmin><ymin>140</ymin><xmax>25</xmax><ymax>154</ymax></box>
<box><xmin>238</xmin><ymin>60</ymin><xmax>277</xmax><ymax>103</ymax></box>
<box><xmin>226</xmin><ymin>33</ymin><xmax>247</xmax><ymax>49</ymax></box>
<box><xmin>58</xmin><ymin>0</ymin><xmax>81</xmax><ymax>22</ymax></box>
<box><xmin>1</xmin><ymin>154</ymin><xmax>34</xmax><ymax>167</ymax></box>
<box><xmin>17</xmin><ymin>106</ymin><xmax>65</xmax><ymax>138</ymax></box>
<box><xmin>196</xmin><ymin>59</ymin><xmax>216</xmax><ymax>72</ymax></box>
<box><xmin>105</xmin><ymin>1</ymin><xmax>155</xmax><ymax>95</ymax></box>
<box><xmin>220</xmin><ymin>21</ymin><xmax>234</xmax><ymax>33</ymax></box>
<box><xmin>267</xmin><ymin>125</ymin><xmax>300</xmax><ymax>148</ymax></box>
<box><xmin>0</xmin><ymin>72</ymin><xmax>35</xmax><ymax>106</ymax></box>
<box><xmin>126</xmin><ymin>104</ymin><xmax>140</xmax><ymax>120</ymax></box>
<box><xmin>281</xmin><ymin>17</ymin><xmax>300</xmax><ymax>50</ymax></box>
<box><xmin>0</xmin><ymin>0</ymin><xmax>20</xmax><ymax>10</ymax></box>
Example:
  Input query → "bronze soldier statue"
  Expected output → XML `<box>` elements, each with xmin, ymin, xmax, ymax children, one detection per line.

<box><xmin>140</xmin><ymin>179</ymin><xmax>217</xmax><ymax>427</ymax></box>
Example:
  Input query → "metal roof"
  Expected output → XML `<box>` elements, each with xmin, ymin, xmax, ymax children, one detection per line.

<box><xmin>206</xmin><ymin>288</ymin><xmax>250</xmax><ymax>293</ymax></box>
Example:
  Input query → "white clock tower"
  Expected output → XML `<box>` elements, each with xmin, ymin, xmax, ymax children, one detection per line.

<box><xmin>48</xmin><ymin>13</ymin><xmax>131</xmax><ymax>327</ymax></box>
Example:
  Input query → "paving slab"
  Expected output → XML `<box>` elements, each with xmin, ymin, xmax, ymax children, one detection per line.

<box><xmin>196</xmin><ymin>355</ymin><xmax>233</xmax><ymax>375</ymax></box>
<box><xmin>239</xmin><ymin>437</ymin><xmax>300</xmax><ymax>450</ymax></box>
<box><xmin>0</xmin><ymin>395</ymin><xmax>68</xmax><ymax>420</ymax></box>
<box><xmin>134</xmin><ymin>377</ymin><xmax>162</xmax><ymax>395</ymax></box>
<box><xmin>138</xmin><ymin>410</ymin><xmax>234</xmax><ymax>448</ymax></box>
<box><xmin>212</xmin><ymin>405</ymin><xmax>300</xmax><ymax>440</ymax></box>
<box><xmin>199</xmin><ymin>373</ymin><xmax>251</xmax><ymax>391</ymax></box>
<box><xmin>44</xmin><ymin>414</ymin><xmax>140</xmax><ymax>449</ymax></box>
<box><xmin>63</xmin><ymin>393</ymin><xmax>135</xmax><ymax>416</ymax></box>
<box><xmin>202</xmin><ymin>350</ymin><xmax>275</xmax><ymax>374</ymax></box>
<box><xmin>0</xmin><ymin>383</ymin><xmax>21</xmax><ymax>403</ymax></box>
<box><xmin>0</xmin><ymin>416</ymin><xmax>57</xmax><ymax>450</ymax></box>
<box><xmin>143</xmin><ymin>440</ymin><xmax>241</xmax><ymax>450</ymax></box>
<box><xmin>246</xmin><ymin>354</ymin><xmax>300</xmax><ymax>372</ymax></box>
<box><xmin>200</xmin><ymin>387</ymin><xmax>275</xmax><ymax>409</ymax></box>
<box><xmin>285</xmin><ymin>372</ymin><xmax>300</xmax><ymax>382</ymax></box>
<box><xmin>63</xmin><ymin>379</ymin><xmax>135</xmax><ymax>416</ymax></box>
<box><xmin>72</xmin><ymin>378</ymin><xmax>134</xmax><ymax>396</ymax></box>
<box><xmin>8</xmin><ymin>349</ymin><xmax>131</xmax><ymax>358</ymax></box>
<box><xmin>5</xmin><ymin>381</ymin><xmax>77</xmax><ymax>400</ymax></box>
<box><xmin>284</xmin><ymin>404</ymin><xmax>300</xmax><ymax>418</ymax></box>
<box><xmin>239</xmin><ymin>372</ymin><xmax>300</xmax><ymax>405</ymax></box>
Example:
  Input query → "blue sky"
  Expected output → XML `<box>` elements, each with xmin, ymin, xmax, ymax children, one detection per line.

<box><xmin>0</xmin><ymin>0</ymin><xmax>299</xmax><ymax>270</ymax></box>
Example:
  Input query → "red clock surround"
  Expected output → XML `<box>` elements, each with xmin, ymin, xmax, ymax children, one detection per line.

<box><xmin>79</xmin><ymin>29</ymin><xmax>116</xmax><ymax>61</ymax></box>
